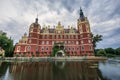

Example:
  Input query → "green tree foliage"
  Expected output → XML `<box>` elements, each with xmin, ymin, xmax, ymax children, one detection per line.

<box><xmin>0</xmin><ymin>31</ymin><xmax>14</xmax><ymax>57</ymax></box>
<box><xmin>92</xmin><ymin>34</ymin><xmax>103</xmax><ymax>48</ymax></box>
<box><xmin>97</xmin><ymin>49</ymin><xmax>106</xmax><ymax>56</ymax></box>
<box><xmin>105</xmin><ymin>48</ymin><xmax>115</xmax><ymax>54</ymax></box>
<box><xmin>115</xmin><ymin>48</ymin><xmax>120</xmax><ymax>55</ymax></box>
<box><xmin>95</xmin><ymin>47</ymin><xmax>120</xmax><ymax>57</ymax></box>
<box><xmin>52</xmin><ymin>47</ymin><xmax>60</xmax><ymax>56</ymax></box>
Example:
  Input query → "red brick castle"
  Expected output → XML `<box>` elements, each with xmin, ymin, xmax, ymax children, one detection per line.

<box><xmin>14</xmin><ymin>8</ymin><xmax>94</xmax><ymax>57</ymax></box>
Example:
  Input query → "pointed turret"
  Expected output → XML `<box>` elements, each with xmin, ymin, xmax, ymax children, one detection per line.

<box><xmin>35</xmin><ymin>17</ymin><xmax>38</xmax><ymax>24</ymax></box>
<box><xmin>79</xmin><ymin>7</ymin><xmax>85</xmax><ymax>21</ymax></box>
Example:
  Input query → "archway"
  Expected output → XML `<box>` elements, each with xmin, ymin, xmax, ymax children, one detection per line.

<box><xmin>55</xmin><ymin>50</ymin><xmax>65</xmax><ymax>57</ymax></box>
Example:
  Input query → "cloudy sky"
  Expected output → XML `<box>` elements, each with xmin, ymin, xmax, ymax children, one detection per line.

<box><xmin>0</xmin><ymin>0</ymin><xmax>120</xmax><ymax>48</ymax></box>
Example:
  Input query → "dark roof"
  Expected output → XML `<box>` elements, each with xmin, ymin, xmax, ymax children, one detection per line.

<box><xmin>40</xmin><ymin>28</ymin><xmax>78</xmax><ymax>33</ymax></box>
<box><xmin>49</xmin><ymin>29</ymin><xmax>54</xmax><ymax>33</ymax></box>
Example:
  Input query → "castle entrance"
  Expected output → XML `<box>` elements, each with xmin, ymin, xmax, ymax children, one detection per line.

<box><xmin>55</xmin><ymin>50</ymin><xmax>65</xmax><ymax>57</ymax></box>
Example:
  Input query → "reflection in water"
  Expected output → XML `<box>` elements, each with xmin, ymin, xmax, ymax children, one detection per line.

<box><xmin>0</xmin><ymin>60</ymin><xmax>119</xmax><ymax>80</ymax></box>
<box><xmin>55</xmin><ymin>61</ymin><xmax>65</xmax><ymax>69</ymax></box>
<box><xmin>9</xmin><ymin>62</ymin><xmax>52</xmax><ymax>80</ymax></box>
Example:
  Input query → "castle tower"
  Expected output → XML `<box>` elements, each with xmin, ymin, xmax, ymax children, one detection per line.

<box><xmin>77</xmin><ymin>8</ymin><xmax>94</xmax><ymax>56</ymax></box>
<box><xmin>27</xmin><ymin>18</ymin><xmax>41</xmax><ymax>56</ymax></box>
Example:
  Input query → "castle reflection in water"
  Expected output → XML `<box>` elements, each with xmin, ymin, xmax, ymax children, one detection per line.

<box><xmin>6</xmin><ymin>61</ymin><xmax>100</xmax><ymax>80</ymax></box>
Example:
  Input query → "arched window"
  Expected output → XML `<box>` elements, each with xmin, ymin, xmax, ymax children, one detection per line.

<box><xmin>68</xmin><ymin>35</ymin><xmax>70</xmax><ymax>39</ymax></box>
<box><xmin>81</xmin><ymin>46</ymin><xmax>84</xmax><ymax>51</ymax></box>
<box><xmin>56</xmin><ymin>35</ymin><xmax>58</xmax><ymax>39</ymax></box>
<box><xmin>42</xmin><ymin>41</ymin><xmax>44</xmax><ymax>44</ymax></box>
<box><xmin>90</xmin><ymin>46</ymin><xmax>92</xmax><ymax>50</ymax></box>
<box><xmin>17</xmin><ymin>46</ymin><xmax>20</xmax><ymax>52</ymax></box>
<box><xmin>65</xmin><ymin>41</ymin><xmax>67</xmax><ymax>44</ymax></box>
<box><xmin>76</xmin><ymin>35</ymin><xmax>78</xmax><ymax>39</ymax></box>
<box><xmin>88</xmin><ymin>40</ymin><xmax>91</xmax><ymax>43</ymax></box>
<box><xmin>27</xmin><ymin>46</ymin><xmax>31</xmax><ymax>51</ymax></box>
<box><xmin>76</xmin><ymin>41</ymin><xmax>79</xmax><ymax>45</ymax></box>
<box><xmin>72</xmin><ymin>48</ymin><xmax>74</xmax><ymax>50</ymax></box>
<box><xmin>87</xmin><ymin>34</ymin><xmax>90</xmax><ymax>37</ymax></box>
<box><xmin>41</xmin><ymin>47</ymin><xmax>44</xmax><ymax>50</ymax></box>
<box><xmin>60</xmin><ymin>35</ymin><xmax>62</xmax><ymax>39</ymax></box>
<box><xmin>81</xmin><ymin>41</ymin><xmax>83</xmax><ymax>44</ymax></box>
<box><xmin>81</xmin><ymin>35</ymin><xmax>83</xmax><ymax>38</ymax></box>
<box><xmin>71</xmin><ymin>35</ymin><xmax>74</xmax><ymax>39</ymax></box>
<box><xmin>36</xmin><ymin>46</ymin><xmax>38</xmax><ymax>51</ymax></box>
<box><xmin>68</xmin><ymin>41</ymin><xmax>70</xmax><ymax>44</ymax></box>
<box><xmin>42</xmin><ymin>35</ymin><xmax>45</xmax><ymax>39</ymax></box>
<box><xmin>46</xmin><ymin>41</ymin><xmax>49</xmax><ymax>44</ymax></box>
<box><xmin>29</xmin><ymin>39</ymin><xmax>31</xmax><ymax>43</ymax></box>
<box><xmin>52</xmin><ymin>41</ymin><xmax>54</xmax><ymax>45</ymax></box>
<box><xmin>52</xmin><ymin>35</ymin><xmax>54</xmax><ymax>39</ymax></box>
<box><xmin>46</xmin><ymin>47</ymin><xmax>48</xmax><ymax>50</ymax></box>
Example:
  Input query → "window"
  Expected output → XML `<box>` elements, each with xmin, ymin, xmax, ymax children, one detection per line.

<box><xmin>52</xmin><ymin>41</ymin><xmax>54</xmax><ymax>45</ymax></box>
<box><xmin>47</xmin><ymin>35</ymin><xmax>49</xmax><ymax>38</ymax></box>
<box><xmin>72</xmin><ymin>48</ymin><xmax>74</xmax><ymax>50</ymax></box>
<box><xmin>30</xmin><ymin>29</ymin><xmax>33</xmax><ymax>32</ymax></box>
<box><xmin>68</xmin><ymin>41</ymin><xmax>70</xmax><ymax>44</ymax></box>
<box><xmin>42</xmin><ymin>35</ymin><xmax>45</xmax><ymax>39</ymax></box>
<box><xmin>65</xmin><ymin>41</ymin><xmax>67</xmax><ymax>44</ymax></box>
<box><xmin>29</xmin><ymin>34</ymin><xmax>32</xmax><ymax>37</ymax></box>
<box><xmin>76</xmin><ymin>41</ymin><xmax>79</xmax><ymax>45</ymax></box>
<box><xmin>76</xmin><ymin>35</ymin><xmax>78</xmax><ymax>39</ymax></box>
<box><xmin>27</xmin><ymin>46</ymin><xmax>31</xmax><ymax>51</ymax></box>
<box><xmin>52</xmin><ymin>35</ymin><xmax>54</xmax><ymax>39</ymax></box>
<box><xmin>68</xmin><ymin>35</ymin><xmax>70</xmax><ymax>39</ymax></box>
<box><xmin>41</xmin><ymin>47</ymin><xmax>44</xmax><ymax>50</ymax></box>
<box><xmin>90</xmin><ymin>46</ymin><xmax>92</xmax><ymax>50</ymax></box>
<box><xmin>24</xmin><ymin>46</ymin><xmax>27</xmax><ymax>52</ymax></box>
<box><xmin>56</xmin><ymin>35</ymin><xmax>58</xmax><ymax>39</ymax></box>
<box><xmin>71</xmin><ymin>35</ymin><xmax>74</xmax><ymax>39</ymax></box>
<box><xmin>80</xmin><ymin>27</ymin><xmax>82</xmax><ymax>32</ymax></box>
<box><xmin>60</xmin><ymin>35</ymin><xmax>62</xmax><ymax>39</ymax></box>
<box><xmin>45</xmin><ymin>35</ymin><xmax>47</xmax><ymax>39</ymax></box>
<box><xmin>72</xmin><ymin>41</ymin><xmax>74</xmax><ymax>44</ymax></box>
<box><xmin>81</xmin><ymin>46</ymin><xmax>84</xmax><ymax>51</ymax></box>
<box><xmin>69</xmin><ymin>48</ymin><xmax>70</xmax><ymax>50</ymax></box>
<box><xmin>42</xmin><ymin>41</ymin><xmax>44</xmax><ymax>44</ymax></box>
<box><xmin>88</xmin><ymin>40</ymin><xmax>91</xmax><ymax>43</ymax></box>
<box><xmin>64</xmin><ymin>35</ymin><xmax>67</xmax><ymax>39</ymax></box>
<box><xmin>29</xmin><ymin>39</ymin><xmax>31</xmax><ymax>43</ymax></box>
<box><xmin>36</xmin><ymin>46</ymin><xmax>38</xmax><ymax>51</ymax></box>
<box><xmin>81</xmin><ymin>41</ymin><xmax>83</xmax><ymax>44</ymax></box>
<box><xmin>46</xmin><ymin>41</ymin><xmax>49</xmax><ymax>44</ymax></box>
<box><xmin>46</xmin><ymin>47</ymin><xmax>48</xmax><ymax>50</ymax></box>
<box><xmin>88</xmin><ymin>34</ymin><xmax>90</xmax><ymax>37</ymax></box>
<box><xmin>81</xmin><ymin>35</ymin><xmax>83</xmax><ymax>38</ymax></box>
<box><xmin>17</xmin><ymin>46</ymin><xmax>20</xmax><ymax>52</ymax></box>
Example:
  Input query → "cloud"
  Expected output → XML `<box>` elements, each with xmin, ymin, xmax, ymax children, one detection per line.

<box><xmin>0</xmin><ymin>0</ymin><xmax>120</xmax><ymax>48</ymax></box>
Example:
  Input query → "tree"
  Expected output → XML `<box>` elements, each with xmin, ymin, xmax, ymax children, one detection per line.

<box><xmin>92</xmin><ymin>34</ymin><xmax>103</xmax><ymax>49</ymax></box>
<box><xmin>115</xmin><ymin>47</ymin><xmax>120</xmax><ymax>55</ymax></box>
<box><xmin>0</xmin><ymin>30</ymin><xmax>14</xmax><ymax>57</ymax></box>
<box><xmin>105</xmin><ymin>48</ymin><xmax>115</xmax><ymax>54</ymax></box>
<box><xmin>97</xmin><ymin>49</ymin><xmax>106</xmax><ymax>56</ymax></box>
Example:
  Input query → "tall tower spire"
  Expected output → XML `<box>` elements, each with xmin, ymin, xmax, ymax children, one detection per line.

<box><xmin>35</xmin><ymin>7</ymin><xmax>38</xmax><ymax>24</ymax></box>
<box><xmin>79</xmin><ymin>7</ymin><xmax>85</xmax><ymax>21</ymax></box>
<box><xmin>35</xmin><ymin>17</ymin><xmax>38</xmax><ymax>24</ymax></box>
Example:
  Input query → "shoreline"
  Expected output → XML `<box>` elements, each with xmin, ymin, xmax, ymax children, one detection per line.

<box><xmin>0</xmin><ymin>56</ymin><xmax>107</xmax><ymax>62</ymax></box>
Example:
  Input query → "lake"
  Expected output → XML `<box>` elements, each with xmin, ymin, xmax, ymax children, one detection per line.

<box><xmin>0</xmin><ymin>58</ymin><xmax>120</xmax><ymax>80</ymax></box>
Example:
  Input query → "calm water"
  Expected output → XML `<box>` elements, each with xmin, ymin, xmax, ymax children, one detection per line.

<box><xmin>0</xmin><ymin>59</ymin><xmax>120</xmax><ymax>80</ymax></box>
